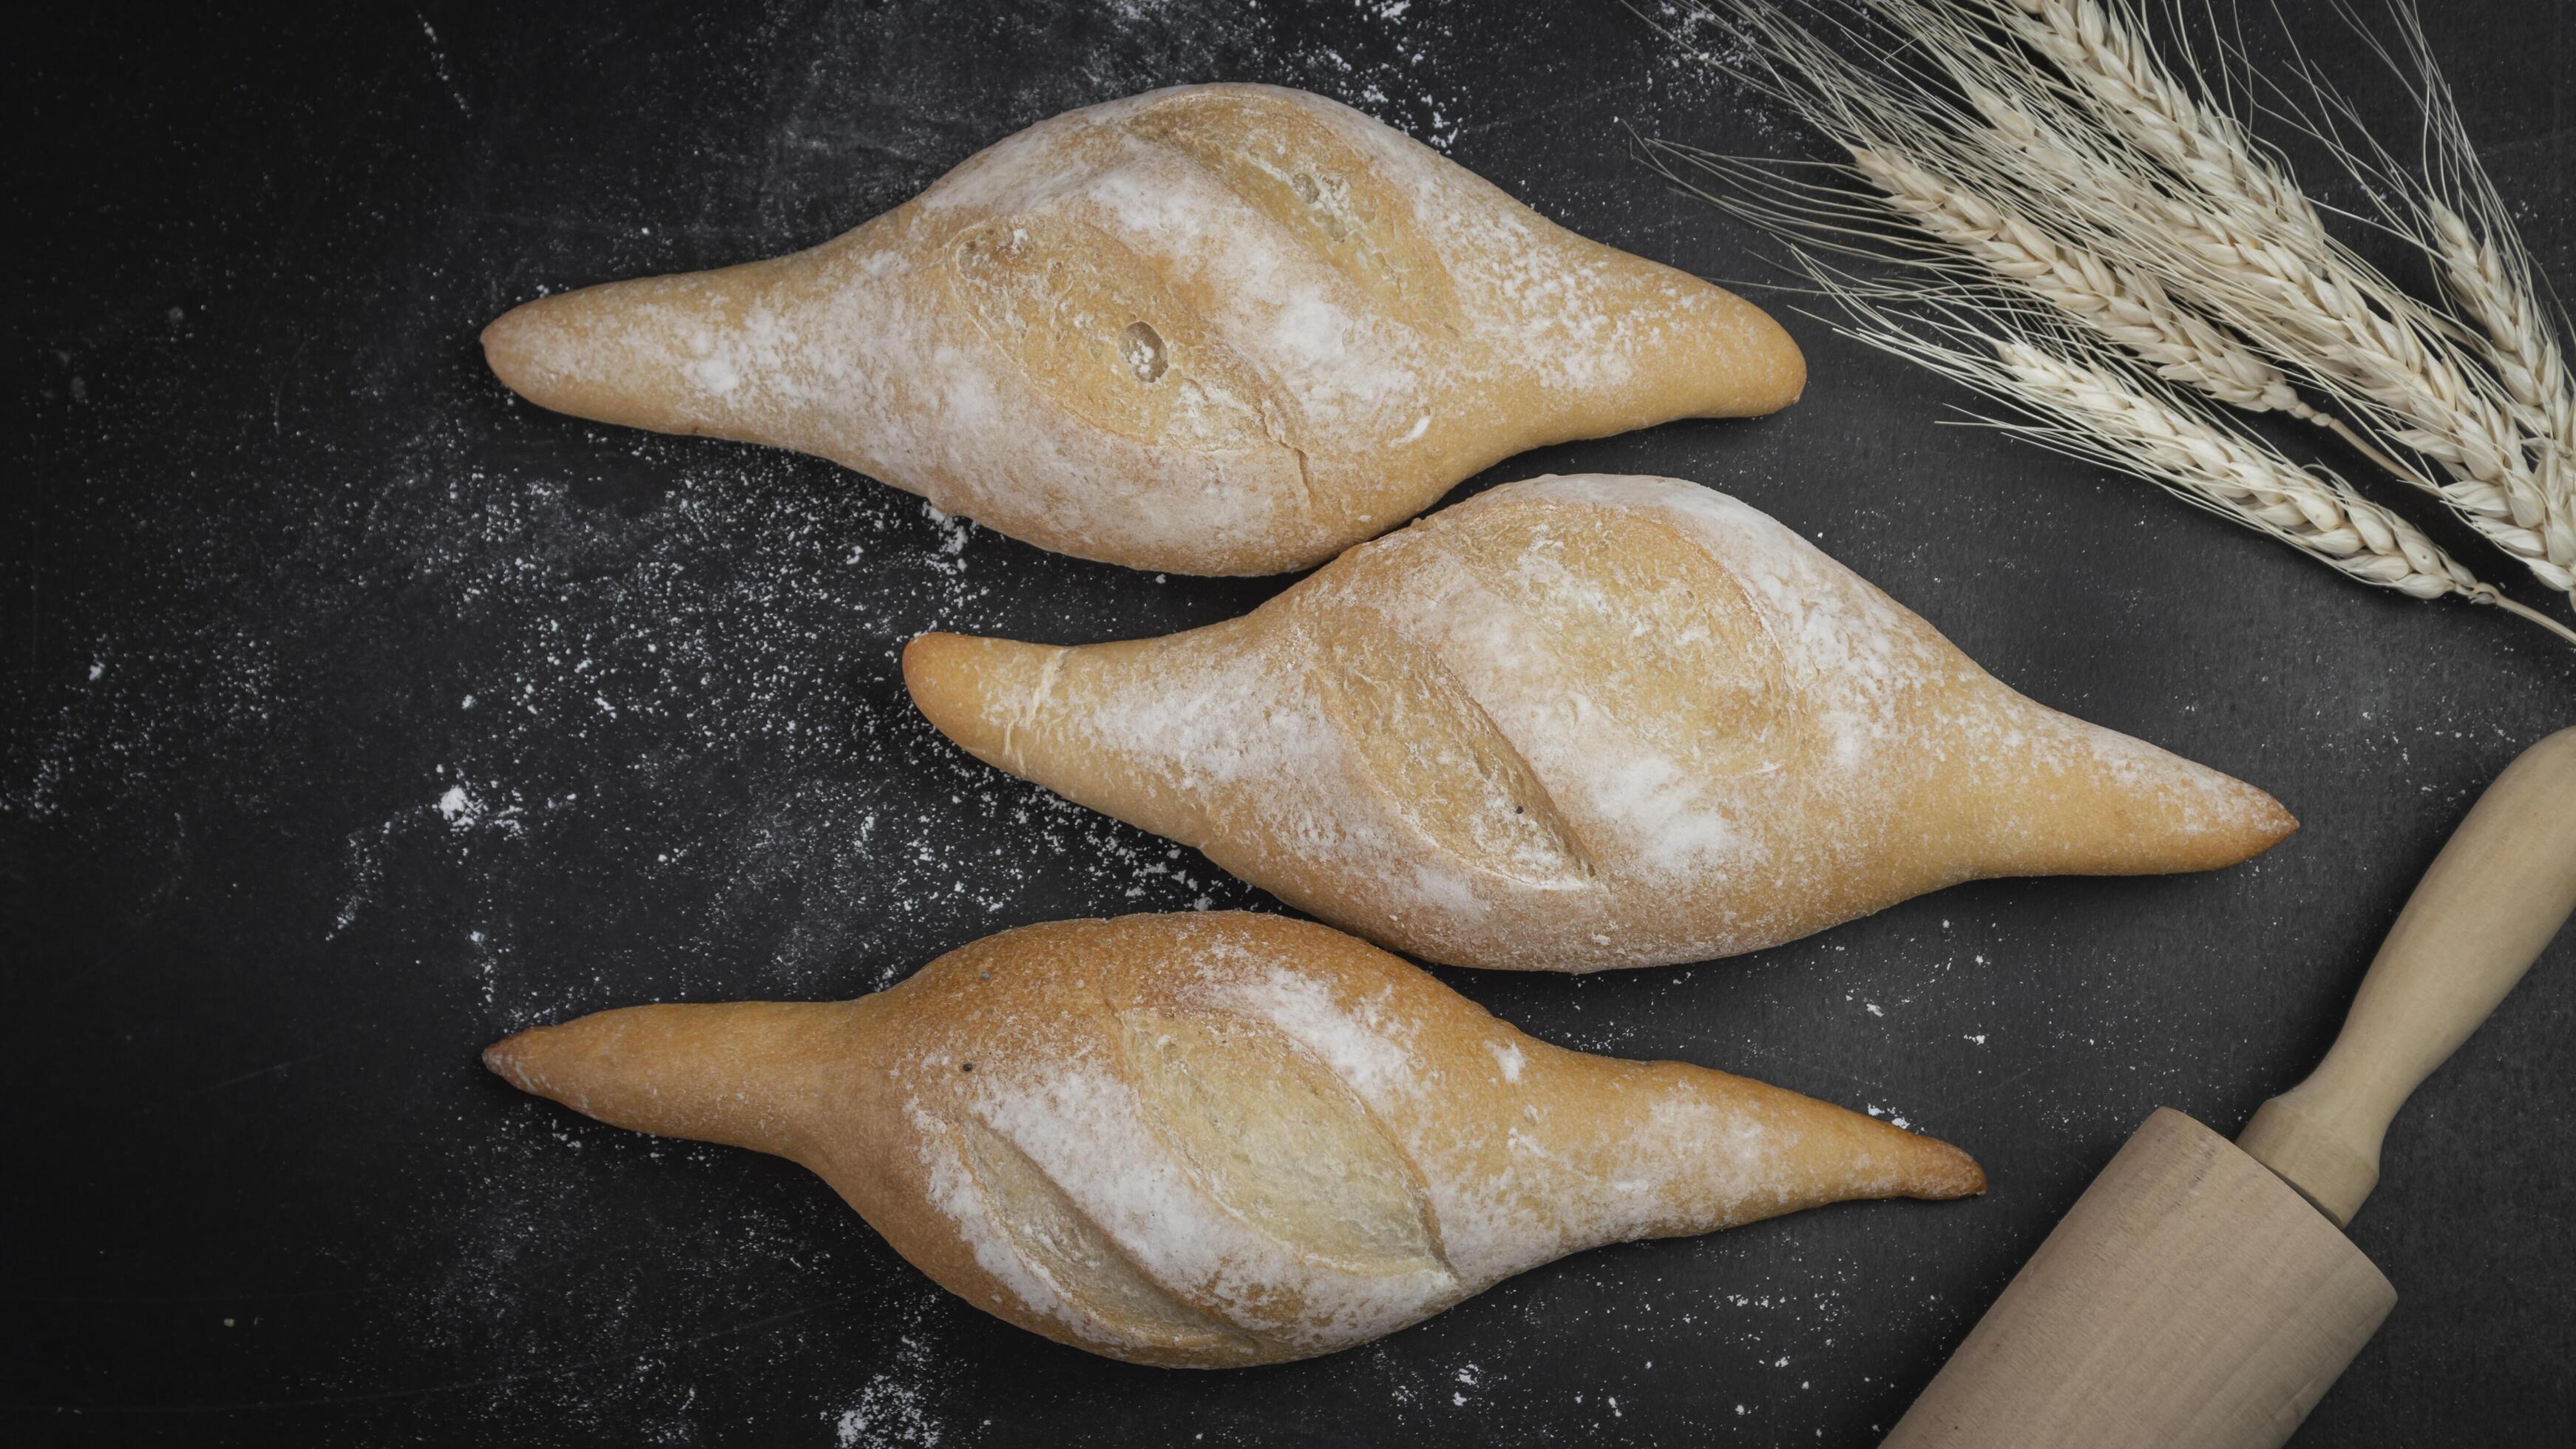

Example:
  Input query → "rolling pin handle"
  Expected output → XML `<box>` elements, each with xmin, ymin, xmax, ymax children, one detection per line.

<box><xmin>2237</xmin><ymin>727</ymin><xmax>2576</xmax><ymax>1227</ymax></box>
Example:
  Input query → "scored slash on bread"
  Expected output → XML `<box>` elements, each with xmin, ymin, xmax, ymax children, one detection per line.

<box><xmin>904</xmin><ymin>475</ymin><xmax>2298</xmax><ymax>971</ymax></box>
<box><xmin>479</xmin><ymin>84</ymin><xmax>1803</xmax><ymax>575</ymax></box>
<box><xmin>484</xmin><ymin>912</ymin><xmax>1983</xmax><ymax>1368</ymax></box>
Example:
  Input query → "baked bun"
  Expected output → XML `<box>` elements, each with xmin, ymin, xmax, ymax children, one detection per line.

<box><xmin>485</xmin><ymin>912</ymin><xmax>1982</xmax><ymax>1368</ymax></box>
<box><xmin>481</xmin><ymin>84</ymin><xmax>1803</xmax><ymax>575</ymax></box>
<box><xmin>905</xmin><ymin>475</ymin><xmax>2297</xmax><ymax>971</ymax></box>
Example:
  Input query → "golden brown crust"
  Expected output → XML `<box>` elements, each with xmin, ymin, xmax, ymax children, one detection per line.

<box><xmin>480</xmin><ymin>84</ymin><xmax>1803</xmax><ymax>575</ymax></box>
<box><xmin>486</xmin><ymin>912</ymin><xmax>1981</xmax><ymax>1367</ymax></box>
<box><xmin>904</xmin><ymin>476</ymin><xmax>2297</xmax><ymax>970</ymax></box>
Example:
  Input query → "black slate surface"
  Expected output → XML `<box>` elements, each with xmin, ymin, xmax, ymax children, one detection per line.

<box><xmin>7</xmin><ymin>1</ymin><xmax>2573</xmax><ymax>1445</ymax></box>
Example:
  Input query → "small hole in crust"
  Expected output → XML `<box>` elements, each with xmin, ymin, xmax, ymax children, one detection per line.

<box><xmin>1120</xmin><ymin>322</ymin><xmax>1167</xmax><ymax>383</ymax></box>
<box><xmin>1291</xmin><ymin>172</ymin><xmax>1350</xmax><ymax>241</ymax></box>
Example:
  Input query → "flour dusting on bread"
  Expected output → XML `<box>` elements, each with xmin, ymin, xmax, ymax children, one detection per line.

<box><xmin>904</xmin><ymin>475</ymin><xmax>2297</xmax><ymax>971</ymax></box>
<box><xmin>483</xmin><ymin>86</ymin><xmax>1805</xmax><ymax>574</ymax></box>
<box><xmin>487</xmin><ymin>913</ymin><xmax>1983</xmax><ymax>1367</ymax></box>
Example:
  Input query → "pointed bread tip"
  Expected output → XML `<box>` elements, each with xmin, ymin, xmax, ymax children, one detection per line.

<box><xmin>1965</xmin><ymin>703</ymin><xmax>2301</xmax><ymax>878</ymax></box>
<box><xmin>481</xmin><ymin>271</ymin><xmax>773</xmax><ymax>435</ymax></box>
<box><xmin>479</xmin><ymin>1002</ymin><xmax>846</xmax><ymax>1158</ymax></box>
<box><xmin>2137</xmin><ymin>761</ymin><xmax>2298</xmax><ymax>872</ymax></box>
<box><xmin>1706</xmin><ymin>296</ymin><xmax>1806</xmax><ymax>417</ymax></box>
<box><xmin>1831</xmin><ymin>1102</ymin><xmax>1984</xmax><ymax>1202</ymax></box>
<box><xmin>479</xmin><ymin>300</ymin><xmax>533</xmax><ymax>391</ymax></box>
<box><xmin>480</xmin><ymin>1016</ymin><xmax>596</xmax><ymax>1110</ymax></box>
<box><xmin>1638</xmin><ymin>274</ymin><xmax>1806</xmax><ymax>420</ymax></box>
<box><xmin>2226</xmin><ymin>779</ymin><xmax>2300</xmax><ymax>860</ymax></box>
<box><xmin>479</xmin><ymin>1031</ymin><xmax>529</xmax><ymax>1086</ymax></box>
<box><xmin>481</xmin><ymin>290</ymin><xmax>597</xmax><ymax>418</ymax></box>
<box><xmin>904</xmin><ymin>631</ymin><xmax>1067</xmax><ymax>769</ymax></box>
<box><xmin>1910</xmin><ymin>1135</ymin><xmax>1987</xmax><ymax>1201</ymax></box>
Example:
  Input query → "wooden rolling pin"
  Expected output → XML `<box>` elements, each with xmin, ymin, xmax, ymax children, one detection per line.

<box><xmin>1885</xmin><ymin>725</ymin><xmax>2576</xmax><ymax>1449</ymax></box>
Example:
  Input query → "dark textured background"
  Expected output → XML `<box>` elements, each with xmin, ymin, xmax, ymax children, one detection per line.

<box><xmin>7</xmin><ymin>1</ymin><xmax>2572</xmax><ymax>1445</ymax></box>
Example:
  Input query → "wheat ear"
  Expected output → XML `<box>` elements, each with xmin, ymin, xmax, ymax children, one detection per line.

<box><xmin>2228</xmin><ymin>0</ymin><xmax>2574</xmax><ymax>526</ymax></box>
<box><xmin>2377</xmin><ymin>7</ymin><xmax>2576</xmax><ymax>570</ymax></box>
<box><xmin>2432</xmin><ymin>205</ymin><xmax>2575</xmax><ymax>481</ymax></box>
<box><xmin>2426</xmin><ymin>206</ymin><xmax>2575</xmax><ymax>557</ymax></box>
<box><xmin>1634</xmin><ymin>6</ymin><xmax>2305</xmax><ymax>421</ymax></box>
<box><xmin>1655</xmin><ymin>0</ymin><xmax>2576</xmax><ymax>614</ymax></box>
<box><xmin>1973</xmin><ymin>0</ymin><xmax>2575</xmax><ymax>600</ymax></box>
<box><xmin>1848</xmin><ymin>147</ymin><xmax>2299</xmax><ymax>414</ymax></box>
<box><xmin>1993</xmin><ymin>1</ymin><xmax>2305</xmax><ymax>235</ymax></box>
<box><xmin>1815</xmin><ymin>282</ymin><xmax>2571</xmax><ymax>642</ymax></box>
<box><xmin>2326</xmin><ymin>0</ymin><xmax>2576</xmax><ymax>580</ymax></box>
<box><xmin>1990</xmin><ymin>344</ymin><xmax>2542</xmax><ymax>615</ymax></box>
<box><xmin>2180</xmin><ymin>237</ymin><xmax>2569</xmax><ymax>584</ymax></box>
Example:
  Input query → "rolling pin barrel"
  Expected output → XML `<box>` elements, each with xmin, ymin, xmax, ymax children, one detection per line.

<box><xmin>1883</xmin><ymin>727</ymin><xmax>2576</xmax><ymax>1449</ymax></box>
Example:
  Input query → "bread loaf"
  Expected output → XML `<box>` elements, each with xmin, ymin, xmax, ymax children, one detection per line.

<box><xmin>479</xmin><ymin>84</ymin><xmax>1804</xmax><ymax>575</ymax></box>
<box><xmin>484</xmin><ymin>912</ymin><xmax>1982</xmax><ymax>1367</ymax></box>
<box><xmin>905</xmin><ymin>475</ymin><xmax>2297</xmax><ymax>971</ymax></box>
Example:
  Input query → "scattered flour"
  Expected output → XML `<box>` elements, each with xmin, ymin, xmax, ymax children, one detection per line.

<box><xmin>0</xmin><ymin>1</ymin><xmax>2208</xmax><ymax>1440</ymax></box>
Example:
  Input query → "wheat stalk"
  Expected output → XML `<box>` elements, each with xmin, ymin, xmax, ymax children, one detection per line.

<box><xmin>2167</xmin><ymin>223</ymin><xmax>2572</xmax><ymax>586</ymax></box>
<box><xmin>2341</xmin><ymin>0</ymin><xmax>2576</xmax><ymax>572</ymax></box>
<box><xmin>1972</xmin><ymin>0</ymin><xmax>2572</xmax><ymax>600</ymax></box>
<box><xmin>1636</xmin><ymin>0</ymin><xmax>2576</xmax><ymax>639</ymax></box>
<box><xmin>2433</xmin><ymin>205</ymin><xmax>2575</xmax><ymax>473</ymax></box>
<box><xmin>1993</xmin><ymin>345</ymin><xmax>2566</xmax><ymax>630</ymax></box>
<box><xmin>1633</xmin><ymin>10</ymin><xmax>2307</xmax><ymax>421</ymax></box>
<box><xmin>1811</xmin><ymin>279</ymin><xmax>2575</xmax><ymax>639</ymax></box>
<box><xmin>1993</xmin><ymin>0</ymin><xmax>2305</xmax><ymax>234</ymax></box>
<box><xmin>2434</xmin><ymin>204</ymin><xmax>2576</xmax><ymax>577</ymax></box>
<box><xmin>1991</xmin><ymin>344</ymin><xmax>2496</xmax><ymax>603</ymax></box>
<box><xmin>1848</xmin><ymin>148</ymin><xmax>2300</xmax><ymax>414</ymax></box>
